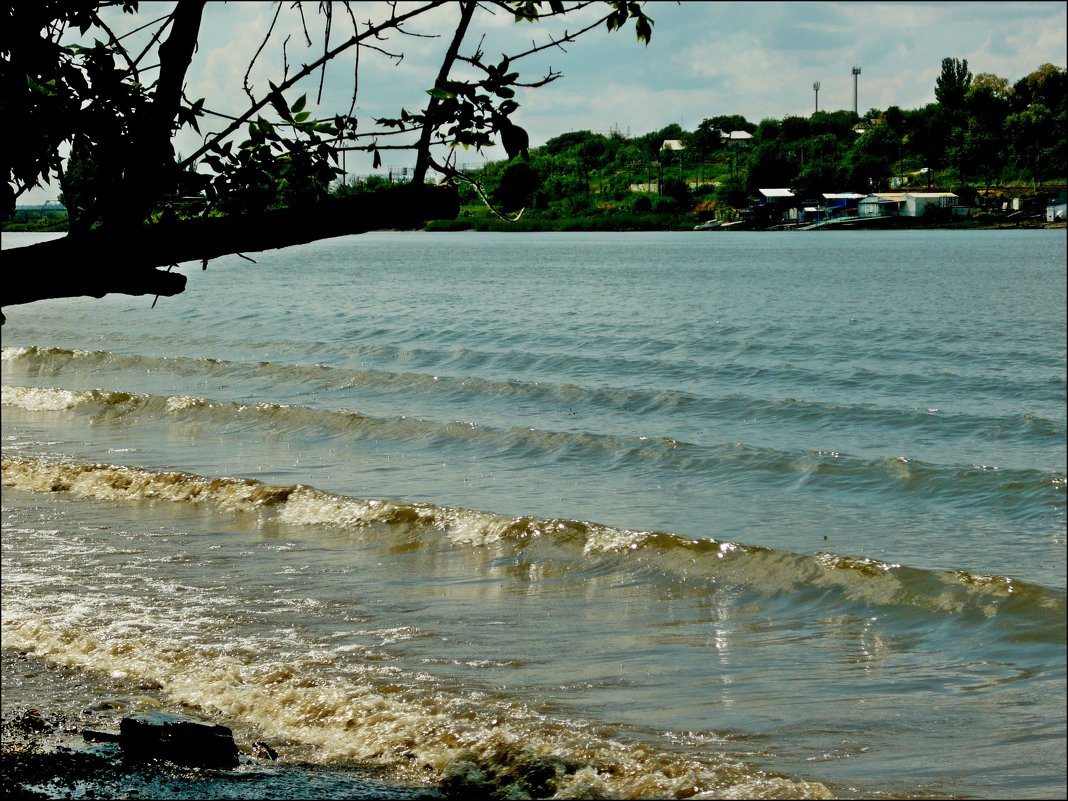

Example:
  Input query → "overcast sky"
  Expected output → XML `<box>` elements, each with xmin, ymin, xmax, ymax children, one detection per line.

<box><xmin>20</xmin><ymin>1</ymin><xmax>1067</xmax><ymax>205</ymax></box>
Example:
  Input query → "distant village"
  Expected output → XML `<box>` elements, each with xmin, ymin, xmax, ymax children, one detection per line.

<box><xmin>432</xmin><ymin>59</ymin><xmax>1067</xmax><ymax>231</ymax></box>
<box><xmin>657</xmin><ymin>130</ymin><xmax>1067</xmax><ymax>230</ymax></box>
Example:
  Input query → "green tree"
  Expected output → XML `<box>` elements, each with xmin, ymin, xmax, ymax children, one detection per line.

<box><xmin>747</xmin><ymin>119</ymin><xmax>797</xmax><ymax>190</ymax></box>
<box><xmin>935</xmin><ymin>57</ymin><xmax>973</xmax><ymax>112</ymax></box>
<box><xmin>704</xmin><ymin>114</ymin><xmax>756</xmax><ymax>136</ymax></box>
<box><xmin>714</xmin><ymin>174</ymin><xmax>748</xmax><ymax>210</ymax></box>
<box><xmin>808</xmin><ymin>110</ymin><xmax>859</xmax><ymax>138</ymax></box>
<box><xmin>1011</xmin><ymin>63</ymin><xmax>1067</xmax><ymax>114</ymax></box>
<box><xmin>690</xmin><ymin>118</ymin><xmax>726</xmax><ymax>156</ymax></box>
<box><xmin>963</xmin><ymin>73</ymin><xmax>1012</xmax><ymax>187</ymax></box>
<box><xmin>900</xmin><ymin>103</ymin><xmax>948</xmax><ymax>174</ymax></box>
<box><xmin>934</xmin><ymin>57</ymin><xmax>973</xmax><ymax>184</ymax></box>
<box><xmin>493</xmin><ymin>161</ymin><xmax>541</xmax><ymax>212</ymax></box>
<box><xmin>1008</xmin><ymin>64</ymin><xmax>1067</xmax><ymax>182</ymax></box>
<box><xmin>790</xmin><ymin>138</ymin><xmax>842</xmax><ymax>197</ymax></box>
<box><xmin>1006</xmin><ymin>103</ymin><xmax>1057</xmax><ymax>187</ymax></box>
<box><xmin>844</xmin><ymin>125</ymin><xmax>897</xmax><ymax>191</ymax></box>
<box><xmin>880</xmin><ymin>105</ymin><xmax>906</xmax><ymax>135</ymax></box>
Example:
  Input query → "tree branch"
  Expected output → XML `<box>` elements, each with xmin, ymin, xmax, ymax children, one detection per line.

<box><xmin>180</xmin><ymin>1</ymin><xmax>446</xmax><ymax>170</ymax></box>
<box><xmin>121</xmin><ymin>0</ymin><xmax>206</xmax><ymax>228</ymax></box>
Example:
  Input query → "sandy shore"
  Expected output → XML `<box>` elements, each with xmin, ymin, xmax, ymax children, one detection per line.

<box><xmin>1</xmin><ymin>649</ymin><xmax>441</xmax><ymax>800</ymax></box>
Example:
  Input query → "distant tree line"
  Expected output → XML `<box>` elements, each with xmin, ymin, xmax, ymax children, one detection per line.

<box><xmin>418</xmin><ymin>58</ymin><xmax>1066</xmax><ymax>220</ymax></box>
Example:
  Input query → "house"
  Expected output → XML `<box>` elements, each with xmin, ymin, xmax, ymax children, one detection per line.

<box><xmin>720</xmin><ymin>130</ymin><xmax>753</xmax><ymax>143</ymax></box>
<box><xmin>759</xmin><ymin>188</ymin><xmax>795</xmax><ymax>202</ymax></box>
<box><xmin>858</xmin><ymin>193</ymin><xmax>906</xmax><ymax>217</ymax></box>
<box><xmin>822</xmin><ymin>192</ymin><xmax>865</xmax><ymax>212</ymax></box>
<box><xmin>858</xmin><ymin>192</ymin><xmax>957</xmax><ymax>218</ymax></box>
<box><xmin>660</xmin><ymin>139</ymin><xmax>685</xmax><ymax>152</ymax></box>
<box><xmin>904</xmin><ymin>192</ymin><xmax>957</xmax><ymax>216</ymax></box>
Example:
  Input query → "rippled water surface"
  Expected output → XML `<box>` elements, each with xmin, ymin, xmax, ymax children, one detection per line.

<box><xmin>2</xmin><ymin>229</ymin><xmax>1065</xmax><ymax>799</ymax></box>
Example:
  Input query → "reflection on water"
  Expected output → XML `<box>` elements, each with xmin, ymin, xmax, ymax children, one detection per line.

<box><xmin>2</xmin><ymin>230</ymin><xmax>1065</xmax><ymax>799</ymax></box>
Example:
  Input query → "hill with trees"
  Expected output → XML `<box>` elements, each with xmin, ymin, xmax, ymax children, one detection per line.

<box><xmin>413</xmin><ymin>58</ymin><xmax>1066</xmax><ymax>231</ymax></box>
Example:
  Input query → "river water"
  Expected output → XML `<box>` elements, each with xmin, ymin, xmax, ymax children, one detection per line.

<box><xmin>2</xmin><ymin>229</ymin><xmax>1065</xmax><ymax>799</ymax></box>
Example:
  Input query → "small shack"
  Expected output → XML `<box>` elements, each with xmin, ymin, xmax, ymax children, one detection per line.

<box><xmin>858</xmin><ymin>193</ymin><xmax>905</xmax><ymax>218</ymax></box>
<box><xmin>822</xmin><ymin>192</ymin><xmax>865</xmax><ymax>214</ymax></box>
<box><xmin>757</xmin><ymin>188</ymin><xmax>797</xmax><ymax>225</ymax></box>
<box><xmin>1047</xmin><ymin>191</ymin><xmax>1067</xmax><ymax>222</ymax></box>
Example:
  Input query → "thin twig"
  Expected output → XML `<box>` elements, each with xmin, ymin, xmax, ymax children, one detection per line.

<box><xmin>180</xmin><ymin>1</ymin><xmax>446</xmax><ymax>169</ymax></box>
<box><xmin>245</xmin><ymin>2</ymin><xmax>283</xmax><ymax>103</ymax></box>
<box><xmin>431</xmin><ymin>156</ymin><xmax>524</xmax><ymax>222</ymax></box>
<box><xmin>317</xmin><ymin>0</ymin><xmax>332</xmax><ymax>104</ymax></box>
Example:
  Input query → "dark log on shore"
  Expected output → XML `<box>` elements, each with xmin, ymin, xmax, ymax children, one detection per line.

<box><xmin>118</xmin><ymin>711</ymin><xmax>240</xmax><ymax>768</ymax></box>
<box><xmin>2</xmin><ymin>184</ymin><xmax>459</xmax><ymax>311</ymax></box>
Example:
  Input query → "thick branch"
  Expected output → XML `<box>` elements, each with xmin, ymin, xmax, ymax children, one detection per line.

<box><xmin>122</xmin><ymin>0</ymin><xmax>206</xmax><ymax>227</ymax></box>
<box><xmin>411</xmin><ymin>0</ymin><xmax>477</xmax><ymax>185</ymax></box>
<box><xmin>2</xmin><ymin>185</ymin><xmax>459</xmax><ymax>311</ymax></box>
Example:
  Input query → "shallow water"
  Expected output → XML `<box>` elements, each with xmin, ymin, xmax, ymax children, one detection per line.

<box><xmin>2</xmin><ymin>229</ymin><xmax>1065</xmax><ymax>799</ymax></box>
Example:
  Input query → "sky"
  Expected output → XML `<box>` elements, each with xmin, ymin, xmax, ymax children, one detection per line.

<box><xmin>19</xmin><ymin>1</ymin><xmax>1067</xmax><ymax>205</ymax></box>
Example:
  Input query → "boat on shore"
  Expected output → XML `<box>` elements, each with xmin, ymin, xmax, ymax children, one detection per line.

<box><xmin>693</xmin><ymin>219</ymin><xmax>722</xmax><ymax>230</ymax></box>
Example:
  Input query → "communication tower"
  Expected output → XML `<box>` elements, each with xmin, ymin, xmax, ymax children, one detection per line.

<box><xmin>852</xmin><ymin>66</ymin><xmax>861</xmax><ymax>115</ymax></box>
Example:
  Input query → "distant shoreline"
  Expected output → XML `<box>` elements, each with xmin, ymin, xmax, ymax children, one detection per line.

<box><xmin>2</xmin><ymin>216</ymin><xmax>1063</xmax><ymax>235</ymax></box>
<box><xmin>424</xmin><ymin>218</ymin><xmax>1066</xmax><ymax>233</ymax></box>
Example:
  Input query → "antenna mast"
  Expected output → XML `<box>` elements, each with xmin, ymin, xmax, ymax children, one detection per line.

<box><xmin>852</xmin><ymin>66</ymin><xmax>861</xmax><ymax>115</ymax></box>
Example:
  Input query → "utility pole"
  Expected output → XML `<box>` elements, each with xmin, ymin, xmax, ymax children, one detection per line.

<box><xmin>852</xmin><ymin>66</ymin><xmax>861</xmax><ymax>115</ymax></box>
<box><xmin>813</xmin><ymin>81</ymin><xmax>821</xmax><ymax>114</ymax></box>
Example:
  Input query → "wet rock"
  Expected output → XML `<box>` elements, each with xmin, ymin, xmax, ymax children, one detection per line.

<box><xmin>439</xmin><ymin>750</ymin><xmax>583</xmax><ymax>800</ymax></box>
<box><xmin>440</xmin><ymin>757</ymin><xmax>494</xmax><ymax>799</ymax></box>
<box><xmin>82</xmin><ymin>729</ymin><xmax>122</xmax><ymax>743</ymax></box>
<box><xmin>14</xmin><ymin>708</ymin><xmax>48</xmax><ymax>733</ymax></box>
<box><xmin>82</xmin><ymin>700</ymin><xmax>118</xmax><ymax>714</ymax></box>
<box><xmin>118</xmin><ymin>711</ymin><xmax>239</xmax><ymax>768</ymax></box>
<box><xmin>505</xmin><ymin>754</ymin><xmax>580</xmax><ymax>799</ymax></box>
<box><xmin>252</xmin><ymin>740</ymin><xmax>278</xmax><ymax>760</ymax></box>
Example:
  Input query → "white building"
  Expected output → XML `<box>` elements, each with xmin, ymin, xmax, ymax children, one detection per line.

<box><xmin>858</xmin><ymin>192</ymin><xmax>957</xmax><ymax>218</ymax></box>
